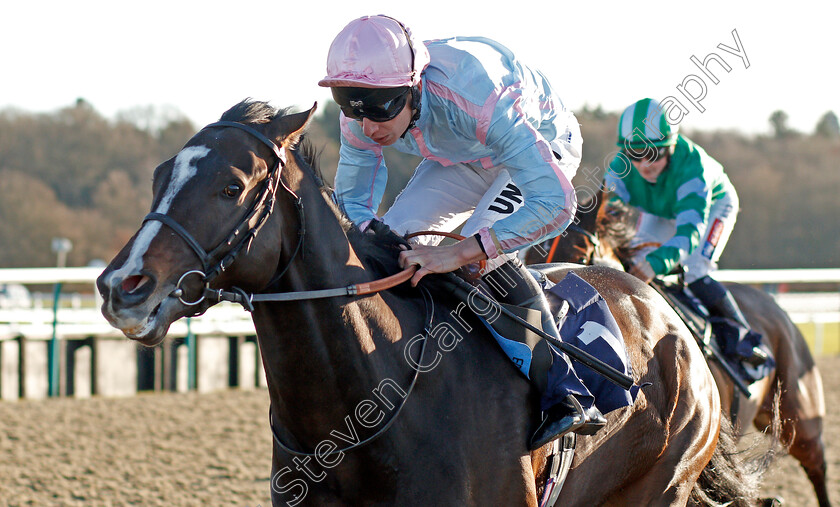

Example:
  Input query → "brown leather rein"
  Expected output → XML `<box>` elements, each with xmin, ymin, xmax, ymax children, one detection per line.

<box><xmin>208</xmin><ymin>230</ymin><xmax>472</xmax><ymax>311</ymax></box>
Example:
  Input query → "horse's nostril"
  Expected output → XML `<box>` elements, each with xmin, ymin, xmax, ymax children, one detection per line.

<box><xmin>121</xmin><ymin>274</ymin><xmax>148</xmax><ymax>294</ymax></box>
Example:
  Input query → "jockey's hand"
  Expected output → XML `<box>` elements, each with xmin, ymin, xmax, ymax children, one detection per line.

<box><xmin>398</xmin><ymin>235</ymin><xmax>487</xmax><ymax>286</ymax></box>
<box><xmin>628</xmin><ymin>259</ymin><xmax>656</xmax><ymax>285</ymax></box>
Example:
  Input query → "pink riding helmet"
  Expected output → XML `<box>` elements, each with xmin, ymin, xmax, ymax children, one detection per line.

<box><xmin>318</xmin><ymin>15</ymin><xmax>430</xmax><ymax>89</ymax></box>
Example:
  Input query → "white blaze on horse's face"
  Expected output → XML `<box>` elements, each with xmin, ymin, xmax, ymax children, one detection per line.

<box><xmin>109</xmin><ymin>146</ymin><xmax>211</xmax><ymax>282</ymax></box>
<box><xmin>158</xmin><ymin>146</ymin><xmax>212</xmax><ymax>214</ymax></box>
<box><xmin>99</xmin><ymin>145</ymin><xmax>212</xmax><ymax>340</ymax></box>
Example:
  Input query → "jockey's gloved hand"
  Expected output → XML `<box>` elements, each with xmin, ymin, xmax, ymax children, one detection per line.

<box><xmin>362</xmin><ymin>219</ymin><xmax>412</xmax><ymax>251</ymax></box>
<box><xmin>360</xmin><ymin>219</ymin><xmax>380</xmax><ymax>234</ymax></box>
<box><xmin>367</xmin><ymin>219</ymin><xmax>397</xmax><ymax>237</ymax></box>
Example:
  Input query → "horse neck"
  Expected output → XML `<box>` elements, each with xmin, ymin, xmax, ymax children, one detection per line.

<box><xmin>277</xmin><ymin>160</ymin><xmax>370</xmax><ymax>292</ymax></box>
<box><xmin>256</xmin><ymin>160</ymin><xmax>414</xmax><ymax>441</ymax></box>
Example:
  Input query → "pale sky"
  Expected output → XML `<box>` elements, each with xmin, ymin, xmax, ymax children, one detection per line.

<box><xmin>2</xmin><ymin>0</ymin><xmax>838</xmax><ymax>136</ymax></box>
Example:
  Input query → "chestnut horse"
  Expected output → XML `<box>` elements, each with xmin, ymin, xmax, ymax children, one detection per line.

<box><xmin>98</xmin><ymin>101</ymin><xmax>764</xmax><ymax>505</ymax></box>
<box><xmin>526</xmin><ymin>192</ymin><xmax>831</xmax><ymax>507</ymax></box>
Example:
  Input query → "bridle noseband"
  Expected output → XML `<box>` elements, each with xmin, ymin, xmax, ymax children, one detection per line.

<box><xmin>143</xmin><ymin>120</ymin><xmax>305</xmax><ymax>308</ymax></box>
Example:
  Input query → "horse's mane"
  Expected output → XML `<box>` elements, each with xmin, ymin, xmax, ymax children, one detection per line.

<box><xmin>219</xmin><ymin>99</ymin><xmax>409</xmax><ymax>281</ymax></box>
<box><xmin>219</xmin><ymin>99</ymin><xmax>329</xmax><ymax>190</ymax></box>
<box><xmin>596</xmin><ymin>194</ymin><xmax>637</xmax><ymax>249</ymax></box>
<box><xmin>220</xmin><ymin>99</ymin><xmax>283</xmax><ymax>124</ymax></box>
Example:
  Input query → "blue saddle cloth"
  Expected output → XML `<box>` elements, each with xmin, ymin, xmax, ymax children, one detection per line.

<box><xmin>548</xmin><ymin>272</ymin><xmax>640</xmax><ymax>414</ymax></box>
<box><xmin>479</xmin><ymin>271</ymin><xmax>639</xmax><ymax>415</ymax></box>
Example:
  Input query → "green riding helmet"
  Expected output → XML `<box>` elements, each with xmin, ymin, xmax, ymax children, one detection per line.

<box><xmin>616</xmin><ymin>98</ymin><xmax>679</xmax><ymax>150</ymax></box>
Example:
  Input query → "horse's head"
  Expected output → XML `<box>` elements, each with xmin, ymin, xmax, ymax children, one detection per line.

<box><xmin>525</xmin><ymin>189</ymin><xmax>629</xmax><ymax>270</ymax></box>
<box><xmin>96</xmin><ymin>101</ymin><xmax>316</xmax><ymax>346</ymax></box>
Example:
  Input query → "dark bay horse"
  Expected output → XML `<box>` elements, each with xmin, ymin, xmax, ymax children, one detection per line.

<box><xmin>98</xmin><ymin>101</ymin><xmax>764</xmax><ymax>505</ymax></box>
<box><xmin>526</xmin><ymin>192</ymin><xmax>831</xmax><ymax>507</ymax></box>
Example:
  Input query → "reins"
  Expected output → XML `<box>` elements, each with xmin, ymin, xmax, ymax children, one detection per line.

<box><xmin>208</xmin><ymin>230</ymin><xmax>480</xmax><ymax>311</ymax></box>
<box><xmin>207</xmin><ymin>265</ymin><xmax>418</xmax><ymax>311</ymax></box>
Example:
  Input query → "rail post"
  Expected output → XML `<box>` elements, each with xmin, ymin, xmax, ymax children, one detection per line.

<box><xmin>48</xmin><ymin>282</ymin><xmax>63</xmax><ymax>397</ymax></box>
<box><xmin>186</xmin><ymin>317</ymin><xmax>197</xmax><ymax>390</ymax></box>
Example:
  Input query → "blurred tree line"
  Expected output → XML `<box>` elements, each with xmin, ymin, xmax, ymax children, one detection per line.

<box><xmin>0</xmin><ymin>99</ymin><xmax>837</xmax><ymax>269</ymax></box>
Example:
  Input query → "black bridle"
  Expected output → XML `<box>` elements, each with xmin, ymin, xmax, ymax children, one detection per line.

<box><xmin>143</xmin><ymin>120</ymin><xmax>305</xmax><ymax>307</ymax></box>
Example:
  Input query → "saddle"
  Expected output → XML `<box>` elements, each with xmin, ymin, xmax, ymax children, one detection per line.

<box><xmin>649</xmin><ymin>278</ymin><xmax>772</xmax><ymax>392</ymax></box>
<box><xmin>439</xmin><ymin>265</ymin><xmax>636</xmax><ymax>507</ymax></box>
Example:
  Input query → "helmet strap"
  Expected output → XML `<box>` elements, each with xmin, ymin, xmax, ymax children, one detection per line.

<box><xmin>401</xmin><ymin>85</ymin><xmax>422</xmax><ymax>138</ymax></box>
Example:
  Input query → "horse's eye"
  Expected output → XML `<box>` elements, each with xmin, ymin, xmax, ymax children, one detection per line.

<box><xmin>222</xmin><ymin>183</ymin><xmax>242</xmax><ymax>198</ymax></box>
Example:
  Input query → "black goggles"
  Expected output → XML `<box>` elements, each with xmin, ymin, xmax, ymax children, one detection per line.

<box><xmin>623</xmin><ymin>145</ymin><xmax>669</xmax><ymax>162</ymax></box>
<box><xmin>331</xmin><ymin>87</ymin><xmax>410</xmax><ymax>122</ymax></box>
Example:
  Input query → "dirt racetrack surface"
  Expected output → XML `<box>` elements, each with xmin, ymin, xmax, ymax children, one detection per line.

<box><xmin>2</xmin><ymin>356</ymin><xmax>839</xmax><ymax>506</ymax></box>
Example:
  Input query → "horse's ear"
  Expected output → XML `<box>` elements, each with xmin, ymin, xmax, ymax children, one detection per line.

<box><xmin>275</xmin><ymin>102</ymin><xmax>318</xmax><ymax>147</ymax></box>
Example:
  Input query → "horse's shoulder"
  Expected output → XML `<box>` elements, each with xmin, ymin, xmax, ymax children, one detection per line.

<box><xmin>724</xmin><ymin>281</ymin><xmax>763</xmax><ymax>299</ymax></box>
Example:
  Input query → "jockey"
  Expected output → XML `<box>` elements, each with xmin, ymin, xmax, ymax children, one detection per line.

<box><xmin>319</xmin><ymin>14</ymin><xmax>606</xmax><ymax>449</ymax></box>
<box><xmin>604</xmin><ymin>98</ymin><xmax>771</xmax><ymax>372</ymax></box>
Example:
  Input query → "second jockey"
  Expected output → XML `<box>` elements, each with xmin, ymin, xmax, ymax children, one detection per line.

<box><xmin>604</xmin><ymin>98</ymin><xmax>773</xmax><ymax>376</ymax></box>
